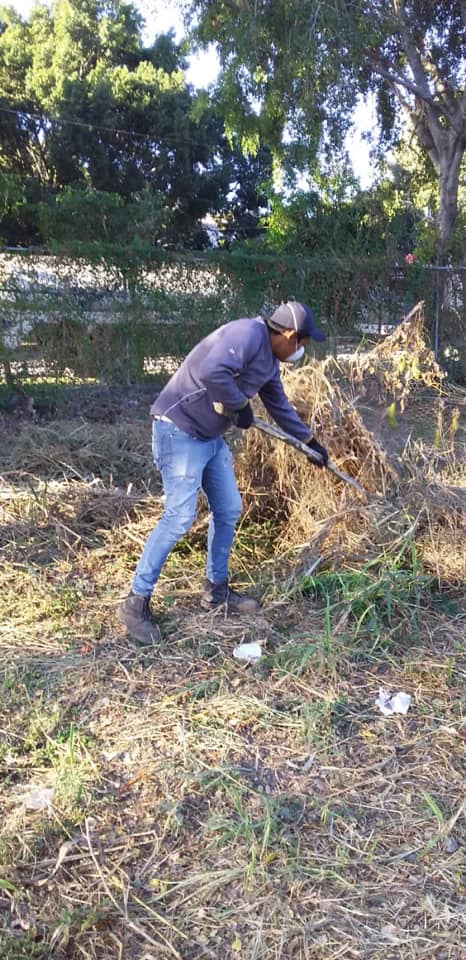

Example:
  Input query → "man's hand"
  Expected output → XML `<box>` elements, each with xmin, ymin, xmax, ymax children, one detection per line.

<box><xmin>232</xmin><ymin>402</ymin><xmax>254</xmax><ymax>429</ymax></box>
<box><xmin>306</xmin><ymin>436</ymin><xmax>329</xmax><ymax>467</ymax></box>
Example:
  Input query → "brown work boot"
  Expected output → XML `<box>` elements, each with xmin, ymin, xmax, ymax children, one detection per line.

<box><xmin>201</xmin><ymin>579</ymin><xmax>261</xmax><ymax>615</ymax></box>
<box><xmin>117</xmin><ymin>592</ymin><xmax>161</xmax><ymax>645</ymax></box>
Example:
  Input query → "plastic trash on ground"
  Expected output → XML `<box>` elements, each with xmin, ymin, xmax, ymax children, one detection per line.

<box><xmin>375</xmin><ymin>688</ymin><xmax>411</xmax><ymax>716</ymax></box>
<box><xmin>22</xmin><ymin>786</ymin><xmax>55</xmax><ymax>810</ymax></box>
<box><xmin>233</xmin><ymin>641</ymin><xmax>262</xmax><ymax>663</ymax></box>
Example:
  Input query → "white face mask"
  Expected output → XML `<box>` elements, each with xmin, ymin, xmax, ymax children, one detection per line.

<box><xmin>283</xmin><ymin>345</ymin><xmax>305</xmax><ymax>365</ymax></box>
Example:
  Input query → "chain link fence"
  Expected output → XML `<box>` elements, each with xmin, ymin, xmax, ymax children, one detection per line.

<box><xmin>1</xmin><ymin>249</ymin><xmax>464</xmax><ymax>389</ymax></box>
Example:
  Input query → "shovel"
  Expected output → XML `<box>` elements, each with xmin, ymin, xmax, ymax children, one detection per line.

<box><xmin>253</xmin><ymin>417</ymin><xmax>367</xmax><ymax>496</ymax></box>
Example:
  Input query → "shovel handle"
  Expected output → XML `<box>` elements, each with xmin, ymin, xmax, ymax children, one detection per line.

<box><xmin>252</xmin><ymin>417</ymin><xmax>367</xmax><ymax>496</ymax></box>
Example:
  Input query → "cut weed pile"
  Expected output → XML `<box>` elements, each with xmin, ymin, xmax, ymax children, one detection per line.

<box><xmin>238</xmin><ymin>304</ymin><xmax>465</xmax><ymax>590</ymax></box>
<box><xmin>0</xmin><ymin>304</ymin><xmax>465</xmax><ymax>959</ymax></box>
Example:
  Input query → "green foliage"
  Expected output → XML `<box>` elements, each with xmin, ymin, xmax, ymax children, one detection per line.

<box><xmin>0</xmin><ymin>171</ymin><xmax>23</xmax><ymax>218</ymax></box>
<box><xmin>264</xmin><ymin>181</ymin><xmax>417</xmax><ymax>259</ymax></box>
<box><xmin>39</xmin><ymin>188</ymin><xmax>127</xmax><ymax>244</ymax></box>
<box><xmin>0</xmin><ymin>1</ymin><xmax>271</xmax><ymax>247</ymax></box>
<box><xmin>302</xmin><ymin>534</ymin><xmax>436</xmax><ymax>647</ymax></box>
<box><xmin>387</xmin><ymin>145</ymin><xmax>466</xmax><ymax>263</ymax></box>
<box><xmin>1</xmin><ymin>0</ymin><xmax>463</xmax><ymax>282</ymax></box>
<box><xmin>188</xmin><ymin>0</ymin><xmax>466</xmax><ymax>254</ymax></box>
<box><xmin>0</xmin><ymin>936</ymin><xmax>49</xmax><ymax>960</ymax></box>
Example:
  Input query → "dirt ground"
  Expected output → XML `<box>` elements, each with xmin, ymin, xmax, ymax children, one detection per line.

<box><xmin>3</xmin><ymin>373</ymin><xmax>465</xmax><ymax>452</ymax></box>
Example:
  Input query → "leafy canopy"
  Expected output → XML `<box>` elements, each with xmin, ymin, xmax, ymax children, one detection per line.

<box><xmin>0</xmin><ymin>0</ymin><xmax>271</xmax><ymax>247</ymax></box>
<box><xmin>187</xmin><ymin>0</ymin><xmax>466</xmax><ymax>251</ymax></box>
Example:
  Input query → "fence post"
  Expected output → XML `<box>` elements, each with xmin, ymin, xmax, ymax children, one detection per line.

<box><xmin>433</xmin><ymin>261</ymin><xmax>441</xmax><ymax>360</ymax></box>
<box><xmin>124</xmin><ymin>277</ymin><xmax>132</xmax><ymax>387</ymax></box>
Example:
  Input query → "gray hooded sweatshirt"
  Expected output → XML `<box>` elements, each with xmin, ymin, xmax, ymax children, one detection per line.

<box><xmin>150</xmin><ymin>316</ymin><xmax>312</xmax><ymax>442</ymax></box>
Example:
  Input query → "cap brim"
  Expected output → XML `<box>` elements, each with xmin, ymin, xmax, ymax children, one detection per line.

<box><xmin>309</xmin><ymin>328</ymin><xmax>327</xmax><ymax>342</ymax></box>
<box><xmin>302</xmin><ymin>305</ymin><xmax>326</xmax><ymax>341</ymax></box>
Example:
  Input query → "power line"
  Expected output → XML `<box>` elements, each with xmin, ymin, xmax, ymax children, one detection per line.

<box><xmin>0</xmin><ymin>104</ymin><xmax>227</xmax><ymax>150</ymax></box>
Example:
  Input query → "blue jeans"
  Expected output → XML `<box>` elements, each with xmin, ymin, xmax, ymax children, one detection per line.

<box><xmin>132</xmin><ymin>419</ymin><xmax>242</xmax><ymax>596</ymax></box>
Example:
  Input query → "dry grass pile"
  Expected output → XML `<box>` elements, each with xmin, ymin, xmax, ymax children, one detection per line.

<box><xmin>403</xmin><ymin>475</ymin><xmax>466</xmax><ymax>584</ymax></box>
<box><xmin>0</xmin><ymin>419</ymin><xmax>152</xmax><ymax>485</ymax></box>
<box><xmin>0</xmin><ymin>477</ymin><xmax>161</xmax><ymax>563</ymax></box>
<box><xmin>236</xmin><ymin>304</ymin><xmax>464</xmax><ymax>586</ymax></box>
<box><xmin>238</xmin><ymin>362</ymin><xmax>395</xmax><ymax>572</ymax></box>
<box><xmin>337</xmin><ymin>300</ymin><xmax>447</xmax><ymax>409</ymax></box>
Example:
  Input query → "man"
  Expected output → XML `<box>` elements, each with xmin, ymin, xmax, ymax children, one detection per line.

<box><xmin>118</xmin><ymin>300</ymin><xmax>328</xmax><ymax>644</ymax></box>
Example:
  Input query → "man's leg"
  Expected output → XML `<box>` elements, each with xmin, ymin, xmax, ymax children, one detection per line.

<box><xmin>119</xmin><ymin>420</ymin><xmax>210</xmax><ymax>642</ymax></box>
<box><xmin>201</xmin><ymin>437</ymin><xmax>260</xmax><ymax>613</ymax></box>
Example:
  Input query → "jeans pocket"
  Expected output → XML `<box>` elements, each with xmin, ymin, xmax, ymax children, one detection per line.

<box><xmin>152</xmin><ymin>421</ymin><xmax>172</xmax><ymax>470</ymax></box>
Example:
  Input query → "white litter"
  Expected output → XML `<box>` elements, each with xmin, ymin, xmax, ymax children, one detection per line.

<box><xmin>22</xmin><ymin>786</ymin><xmax>55</xmax><ymax>810</ymax></box>
<box><xmin>233</xmin><ymin>642</ymin><xmax>262</xmax><ymax>663</ymax></box>
<box><xmin>375</xmin><ymin>688</ymin><xmax>411</xmax><ymax>716</ymax></box>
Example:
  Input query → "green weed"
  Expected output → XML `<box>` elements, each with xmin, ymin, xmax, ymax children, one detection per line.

<box><xmin>204</xmin><ymin>781</ymin><xmax>299</xmax><ymax>867</ymax></box>
<box><xmin>48</xmin><ymin>725</ymin><xmax>92</xmax><ymax>818</ymax></box>
<box><xmin>269</xmin><ymin>640</ymin><xmax>318</xmax><ymax>676</ymax></box>
<box><xmin>19</xmin><ymin>710</ymin><xmax>92</xmax><ymax>821</ymax></box>
<box><xmin>421</xmin><ymin>790</ymin><xmax>445</xmax><ymax>826</ymax></box>
<box><xmin>302</xmin><ymin>542</ymin><xmax>435</xmax><ymax>646</ymax></box>
<box><xmin>185</xmin><ymin>676</ymin><xmax>224</xmax><ymax>701</ymax></box>
<box><xmin>0</xmin><ymin>936</ymin><xmax>49</xmax><ymax>960</ymax></box>
<box><xmin>300</xmin><ymin>699</ymin><xmax>337</xmax><ymax>750</ymax></box>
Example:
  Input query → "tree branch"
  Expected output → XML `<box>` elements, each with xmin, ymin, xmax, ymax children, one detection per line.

<box><xmin>461</xmin><ymin>0</ymin><xmax>466</xmax><ymax>29</ymax></box>
<box><xmin>368</xmin><ymin>53</ymin><xmax>434</xmax><ymax>105</ymax></box>
<box><xmin>368</xmin><ymin>53</ymin><xmax>461</xmax><ymax>158</ymax></box>
<box><xmin>388</xmin><ymin>82</ymin><xmax>439</xmax><ymax>168</ymax></box>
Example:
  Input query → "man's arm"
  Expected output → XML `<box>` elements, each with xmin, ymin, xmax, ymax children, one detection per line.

<box><xmin>258</xmin><ymin>367</ymin><xmax>312</xmax><ymax>442</ymax></box>
<box><xmin>197</xmin><ymin>324</ymin><xmax>261</xmax><ymax>413</ymax></box>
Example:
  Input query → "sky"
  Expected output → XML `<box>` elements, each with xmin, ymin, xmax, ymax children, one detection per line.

<box><xmin>7</xmin><ymin>0</ymin><xmax>374</xmax><ymax>187</ymax></box>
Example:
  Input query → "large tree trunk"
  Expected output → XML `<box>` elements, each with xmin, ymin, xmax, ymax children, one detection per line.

<box><xmin>428</xmin><ymin>131</ymin><xmax>463</xmax><ymax>356</ymax></box>
<box><xmin>437</xmin><ymin>136</ymin><xmax>463</xmax><ymax>257</ymax></box>
<box><xmin>373</xmin><ymin>22</ymin><xmax>465</xmax><ymax>355</ymax></box>
<box><xmin>372</xmin><ymin>3</ymin><xmax>465</xmax><ymax>257</ymax></box>
<box><xmin>400</xmin><ymin>97</ymin><xmax>464</xmax><ymax>258</ymax></box>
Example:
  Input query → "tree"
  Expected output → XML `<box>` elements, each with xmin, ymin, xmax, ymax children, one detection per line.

<box><xmin>0</xmin><ymin>1</ymin><xmax>270</xmax><ymax>247</ymax></box>
<box><xmin>385</xmin><ymin>138</ymin><xmax>466</xmax><ymax>263</ymax></box>
<box><xmin>188</xmin><ymin>0</ymin><xmax>466</xmax><ymax>260</ymax></box>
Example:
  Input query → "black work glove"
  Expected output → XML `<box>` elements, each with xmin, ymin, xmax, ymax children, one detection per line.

<box><xmin>232</xmin><ymin>402</ymin><xmax>254</xmax><ymax>429</ymax></box>
<box><xmin>306</xmin><ymin>436</ymin><xmax>329</xmax><ymax>467</ymax></box>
